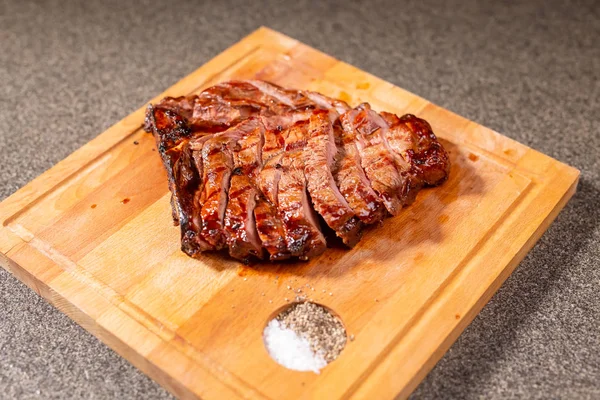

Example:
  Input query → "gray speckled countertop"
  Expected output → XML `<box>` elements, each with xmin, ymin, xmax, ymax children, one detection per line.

<box><xmin>1</xmin><ymin>0</ymin><xmax>599</xmax><ymax>398</ymax></box>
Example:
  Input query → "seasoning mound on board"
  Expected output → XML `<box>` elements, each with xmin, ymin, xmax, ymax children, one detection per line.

<box><xmin>263</xmin><ymin>302</ymin><xmax>346</xmax><ymax>373</ymax></box>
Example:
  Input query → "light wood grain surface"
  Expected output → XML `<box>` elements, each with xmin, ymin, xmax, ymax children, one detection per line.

<box><xmin>0</xmin><ymin>28</ymin><xmax>579</xmax><ymax>399</ymax></box>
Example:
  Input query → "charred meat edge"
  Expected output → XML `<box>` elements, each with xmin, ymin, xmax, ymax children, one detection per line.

<box><xmin>144</xmin><ymin>104</ymin><xmax>214</xmax><ymax>256</ymax></box>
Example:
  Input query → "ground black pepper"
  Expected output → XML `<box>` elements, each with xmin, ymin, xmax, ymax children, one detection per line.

<box><xmin>276</xmin><ymin>302</ymin><xmax>346</xmax><ymax>363</ymax></box>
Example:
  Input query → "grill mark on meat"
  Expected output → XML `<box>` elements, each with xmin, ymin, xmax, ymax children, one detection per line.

<box><xmin>223</xmin><ymin>119</ymin><xmax>265</xmax><ymax>261</ymax></box>
<box><xmin>278</xmin><ymin>120</ymin><xmax>326</xmax><ymax>259</ymax></box>
<box><xmin>191</xmin><ymin>101</ymin><xmax>257</xmax><ymax>133</ymax></box>
<box><xmin>250</xmin><ymin>79</ymin><xmax>351</xmax><ymax>115</ymax></box>
<box><xmin>189</xmin><ymin>81</ymin><xmax>288</xmax><ymax>133</ymax></box>
<box><xmin>305</xmin><ymin>110</ymin><xmax>363</xmax><ymax>246</ymax></box>
<box><xmin>248</xmin><ymin>80</ymin><xmax>334</xmax><ymax>113</ymax></box>
<box><xmin>147</xmin><ymin>96</ymin><xmax>195</xmax><ymax>123</ymax></box>
<box><xmin>201</xmin><ymin>81</ymin><xmax>278</xmax><ymax>108</ymax></box>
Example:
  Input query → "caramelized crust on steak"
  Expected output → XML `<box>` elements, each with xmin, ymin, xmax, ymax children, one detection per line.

<box><xmin>144</xmin><ymin>80</ymin><xmax>450</xmax><ymax>261</ymax></box>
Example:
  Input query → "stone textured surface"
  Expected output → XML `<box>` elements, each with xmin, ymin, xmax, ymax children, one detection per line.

<box><xmin>1</xmin><ymin>0</ymin><xmax>598</xmax><ymax>398</ymax></box>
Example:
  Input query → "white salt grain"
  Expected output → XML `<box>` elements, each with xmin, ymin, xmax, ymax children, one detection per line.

<box><xmin>263</xmin><ymin>319</ymin><xmax>327</xmax><ymax>374</ymax></box>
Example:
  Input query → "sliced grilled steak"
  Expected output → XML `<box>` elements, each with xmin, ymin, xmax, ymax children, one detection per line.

<box><xmin>149</xmin><ymin>80</ymin><xmax>345</xmax><ymax>137</ymax></box>
<box><xmin>223</xmin><ymin>118</ymin><xmax>265</xmax><ymax>261</ymax></box>
<box><xmin>305</xmin><ymin>110</ymin><xmax>362</xmax><ymax>246</ymax></box>
<box><xmin>145</xmin><ymin>80</ymin><xmax>450</xmax><ymax>262</ymax></box>
<box><xmin>278</xmin><ymin>120</ymin><xmax>327</xmax><ymax>259</ymax></box>
<box><xmin>248</xmin><ymin>80</ymin><xmax>352</xmax><ymax>114</ymax></box>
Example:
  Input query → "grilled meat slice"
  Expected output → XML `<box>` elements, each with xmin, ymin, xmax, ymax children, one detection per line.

<box><xmin>255</xmin><ymin>132</ymin><xmax>290</xmax><ymax>260</ymax></box>
<box><xmin>147</xmin><ymin>96</ymin><xmax>195</xmax><ymax>123</ymax></box>
<box><xmin>278</xmin><ymin>120</ymin><xmax>327</xmax><ymax>259</ymax></box>
<box><xmin>259</xmin><ymin>111</ymin><xmax>315</xmax><ymax>134</ymax></box>
<box><xmin>248</xmin><ymin>80</ymin><xmax>352</xmax><ymax>114</ymax></box>
<box><xmin>145</xmin><ymin>104</ymin><xmax>192</xmax><ymax>154</ymax></box>
<box><xmin>341</xmin><ymin>105</ymin><xmax>406</xmax><ymax>215</ymax></box>
<box><xmin>380</xmin><ymin>112</ymin><xmax>450</xmax><ymax>204</ymax></box>
<box><xmin>255</xmin><ymin>151</ymin><xmax>290</xmax><ymax>261</ymax></box>
<box><xmin>260</xmin><ymin>120</ymin><xmax>287</xmax><ymax>164</ymax></box>
<box><xmin>200</xmin><ymin>126</ymin><xmax>248</xmax><ymax>249</ymax></box>
<box><xmin>335</xmin><ymin>112</ymin><xmax>386</xmax><ymax>224</ymax></box>
<box><xmin>151</xmin><ymin>80</ymin><xmax>350</xmax><ymax>136</ymax></box>
<box><xmin>397</xmin><ymin>114</ymin><xmax>450</xmax><ymax>186</ymax></box>
<box><xmin>305</xmin><ymin>110</ymin><xmax>363</xmax><ymax>246</ymax></box>
<box><xmin>171</xmin><ymin>142</ymin><xmax>214</xmax><ymax>256</ymax></box>
<box><xmin>254</xmin><ymin>197</ymin><xmax>289</xmax><ymax>261</ymax></box>
<box><xmin>192</xmin><ymin>81</ymin><xmax>274</xmax><ymax>132</ymax></box>
<box><xmin>225</xmin><ymin>176</ymin><xmax>262</xmax><ymax>260</ymax></box>
<box><xmin>257</xmin><ymin>153</ymin><xmax>284</xmax><ymax>206</ymax></box>
<box><xmin>378</xmin><ymin>111</ymin><xmax>422</xmax><ymax>205</ymax></box>
<box><xmin>223</xmin><ymin>118</ymin><xmax>265</xmax><ymax>261</ymax></box>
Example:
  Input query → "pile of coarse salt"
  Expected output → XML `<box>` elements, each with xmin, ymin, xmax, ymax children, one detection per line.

<box><xmin>263</xmin><ymin>319</ymin><xmax>327</xmax><ymax>373</ymax></box>
<box><xmin>263</xmin><ymin>301</ymin><xmax>346</xmax><ymax>374</ymax></box>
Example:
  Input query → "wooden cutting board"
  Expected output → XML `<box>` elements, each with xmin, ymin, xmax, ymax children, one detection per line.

<box><xmin>0</xmin><ymin>27</ymin><xmax>579</xmax><ymax>399</ymax></box>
